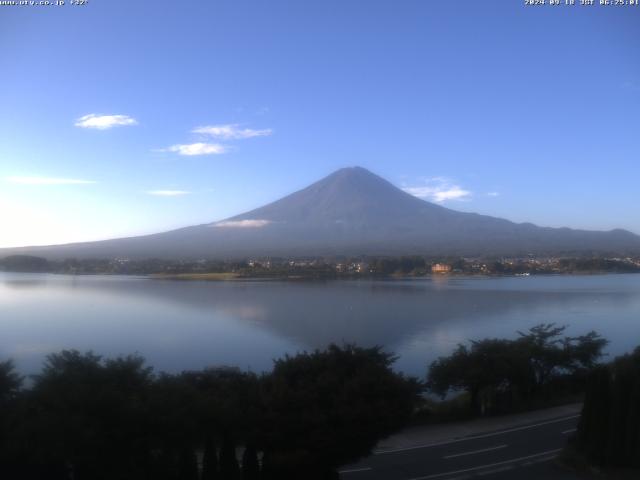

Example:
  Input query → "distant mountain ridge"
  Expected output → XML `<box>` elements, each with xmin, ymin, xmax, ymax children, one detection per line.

<box><xmin>2</xmin><ymin>167</ymin><xmax>640</xmax><ymax>259</ymax></box>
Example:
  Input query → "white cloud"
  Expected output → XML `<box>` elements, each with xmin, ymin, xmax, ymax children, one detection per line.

<box><xmin>6</xmin><ymin>176</ymin><xmax>96</xmax><ymax>185</ymax></box>
<box><xmin>487</xmin><ymin>191</ymin><xmax>500</xmax><ymax>197</ymax></box>
<box><xmin>165</xmin><ymin>143</ymin><xmax>227</xmax><ymax>156</ymax></box>
<box><xmin>212</xmin><ymin>219</ymin><xmax>272</xmax><ymax>228</ymax></box>
<box><xmin>146</xmin><ymin>190</ymin><xmax>191</xmax><ymax>196</ymax></box>
<box><xmin>75</xmin><ymin>114</ymin><xmax>138</xmax><ymax>130</ymax></box>
<box><xmin>403</xmin><ymin>177</ymin><xmax>472</xmax><ymax>203</ymax></box>
<box><xmin>193</xmin><ymin>124</ymin><xmax>272</xmax><ymax>140</ymax></box>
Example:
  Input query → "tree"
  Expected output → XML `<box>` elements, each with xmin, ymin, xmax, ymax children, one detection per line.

<box><xmin>563</xmin><ymin>330</ymin><xmax>609</xmax><ymax>372</ymax></box>
<box><xmin>180</xmin><ymin>367</ymin><xmax>261</xmax><ymax>445</ymax></box>
<box><xmin>1</xmin><ymin>344</ymin><xmax>422</xmax><ymax>479</ymax></box>
<box><xmin>178</xmin><ymin>447</ymin><xmax>199</xmax><ymax>480</ymax></box>
<box><xmin>0</xmin><ymin>360</ymin><xmax>24</xmax><ymax>478</ymax></box>
<box><xmin>0</xmin><ymin>360</ymin><xmax>22</xmax><ymax>404</ymax></box>
<box><xmin>427</xmin><ymin>324</ymin><xmax>608</xmax><ymax>415</ymax></box>
<box><xmin>427</xmin><ymin>339</ymin><xmax>529</xmax><ymax>414</ymax></box>
<box><xmin>577</xmin><ymin>365</ymin><xmax>611</xmax><ymax>465</ymax></box>
<box><xmin>0</xmin><ymin>255</ymin><xmax>50</xmax><ymax>272</ymax></box>
<box><xmin>202</xmin><ymin>436</ymin><xmax>219</xmax><ymax>480</ymax></box>
<box><xmin>241</xmin><ymin>444</ymin><xmax>260</xmax><ymax>480</ymax></box>
<box><xmin>259</xmin><ymin>344</ymin><xmax>422</xmax><ymax>479</ymax></box>
<box><xmin>516</xmin><ymin>323</ymin><xmax>569</xmax><ymax>387</ymax></box>
<box><xmin>25</xmin><ymin>350</ymin><xmax>154</xmax><ymax>480</ymax></box>
<box><xmin>577</xmin><ymin>347</ymin><xmax>640</xmax><ymax>468</ymax></box>
<box><xmin>219</xmin><ymin>433</ymin><xmax>240</xmax><ymax>480</ymax></box>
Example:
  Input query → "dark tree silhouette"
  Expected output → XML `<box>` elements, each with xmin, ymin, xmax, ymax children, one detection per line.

<box><xmin>577</xmin><ymin>347</ymin><xmax>640</xmax><ymax>468</ymax></box>
<box><xmin>241</xmin><ymin>444</ymin><xmax>260</xmax><ymax>480</ymax></box>
<box><xmin>0</xmin><ymin>255</ymin><xmax>50</xmax><ymax>272</ymax></box>
<box><xmin>202</xmin><ymin>435</ymin><xmax>220</xmax><ymax>480</ymax></box>
<box><xmin>0</xmin><ymin>360</ymin><xmax>22</xmax><ymax>403</ymax></box>
<box><xmin>178</xmin><ymin>447</ymin><xmax>199</xmax><ymax>480</ymax></box>
<box><xmin>0</xmin><ymin>360</ymin><xmax>24</xmax><ymax>479</ymax></box>
<box><xmin>0</xmin><ymin>344</ymin><xmax>421</xmax><ymax>479</ymax></box>
<box><xmin>259</xmin><ymin>344</ymin><xmax>422</xmax><ymax>479</ymax></box>
<box><xmin>427</xmin><ymin>324</ymin><xmax>608</xmax><ymax>415</ymax></box>
<box><xmin>219</xmin><ymin>433</ymin><xmax>240</xmax><ymax>480</ymax></box>
<box><xmin>25</xmin><ymin>351</ymin><xmax>154</xmax><ymax>480</ymax></box>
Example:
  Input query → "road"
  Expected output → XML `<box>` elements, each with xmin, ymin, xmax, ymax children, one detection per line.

<box><xmin>339</xmin><ymin>413</ymin><xmax>583</xmax><ymax>480</ymax></box>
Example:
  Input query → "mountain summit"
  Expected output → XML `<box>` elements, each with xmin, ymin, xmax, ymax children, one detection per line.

<box><xmin>3</xmin><ymin>167</ymin><xmax>640</xmax><ymax>259</ymax></box>
<box><xmin>229</xmin><ymin>166</ymin><xmax>444</xmax><ymax>227</ymax></box>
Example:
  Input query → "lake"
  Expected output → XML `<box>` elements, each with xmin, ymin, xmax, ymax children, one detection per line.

<box><xmin>1</xmin><ymin>272</ymin><xmax>639</xmax><ymax>378</ymax></box>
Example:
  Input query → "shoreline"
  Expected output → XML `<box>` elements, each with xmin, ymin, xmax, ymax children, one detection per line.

<box><xmin>2</xmin><ymin>270</ymin><xmax>640</xmax><ymax>281</ymax></box>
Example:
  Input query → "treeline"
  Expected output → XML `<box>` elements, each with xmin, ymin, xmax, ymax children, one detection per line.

<box><xmin>575</xmin><ymin>347</ymin><xmax>640</xmax><ymax>468</ymax></box>
<box><xmin>426</xmin><ymin>324</ymin><xmax>608</xmax><ymax>416</ymax></box>
<box><xmin>0</xmin><ymin>345</ymin><xmax>421</xmax><ymax>480</ymax></box>
<box><xmin>556</xmin><ymin>258</ymin><xmax>640</xmax><ymax>274</ymax></box>
<box><xmin>2</xmin><ymin>254</ymin><xmax>639</xmax><ymax>276</ymax></box>
<box><xmin>0</xmin><ymin>256</ymin><xmax>248</xmax><ymax>276</ymax></box>
<box><xmin>0</xmin><ymin>255</ymin><xmax>51</xmax><ymax>273</ymax></box>
<box><xmin>0</xmin><ymin>324</ymin><xmax>619</xmax><ymax>478</ymax></box>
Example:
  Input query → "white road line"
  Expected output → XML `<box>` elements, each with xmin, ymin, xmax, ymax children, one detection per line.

<box><xmin>339</xmin><ymin>467</ymin><xmax>373</xmax><ymax>474</ymax></box>
<box><xmin>375</xmin><ymin>415</ymin><xmax>580</xmax><ymax>454</ymax></box>
<box><xmin>477</xmin><ymin>465</ymin><xmax>513</xmax><ymax>476</ymax></box>
<box><xmin>443</xmin><ymin>444</ymin><xmax>508</xmax><ymax>460</ymax></box>
<box><xmin>561</xmin><ymin>428</ymin><xmax>577</xmax><ymax>435</ymax></box>
<box><xmin>406</xmin><ymin>448</ymin><xmax>562</xmax><ymax>480</ymax></box>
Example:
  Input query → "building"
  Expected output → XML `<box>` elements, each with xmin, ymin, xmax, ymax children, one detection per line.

<box><xmin>431</xmin><ymin>263</ymin><xmax>452</xmax><ymax>274</ymax></box>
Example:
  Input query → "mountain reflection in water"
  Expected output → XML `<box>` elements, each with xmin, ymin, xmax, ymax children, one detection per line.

<box><xmin>1</xmin><ymin>273</ymin><xmax>639</xmax><ymax>377</ymax></box>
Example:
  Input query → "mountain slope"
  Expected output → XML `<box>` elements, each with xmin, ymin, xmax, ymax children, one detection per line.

<box><xmin>2</xmin><ymin>167</ymin><xmax>640</xmax><ymax>259</ymax></box>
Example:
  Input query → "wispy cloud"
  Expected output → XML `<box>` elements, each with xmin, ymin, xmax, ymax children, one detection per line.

<box><xmin>193</xmin><ymin>124</ymin><xmax>272</xmax><ymax>140</ymax></box>
<box><xmin>6</xmin><ymin>176</ymin><xmax>96</xmax><ymax>185</ymax></box>
<box><xmin>402</xmin><ymin>177</ymin><xmax>471</xmax><ymax>203</ymax></box>
<box><xmin>163</xmin><ymin>143</ymin><xmax>228</xmax><ymax>156</ymax></box>
<box><xmin>487</xmin><ymin>191</ymin><xmax>500</xmax><ymax>197</ymax></box>
<box><xmin>213</xmin><ymin>219</ymin><xmax>272</xmax><ymax>228</ymax></box>
<box><xmin>159</xmin><ymin>123</ymin><xmax>270</xmax><ymax>156</ymax></box>
<box><xmin>75</xmin><ymin>114</ymin><xmax>138</xmax><ymax>130</ymax></box>
<box><xmin>146</xmin><ymin>190</ymin><xmax>191</xmax><ymax>196</ymax></box>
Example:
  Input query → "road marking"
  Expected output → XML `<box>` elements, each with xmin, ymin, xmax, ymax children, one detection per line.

<box><xmin>561</xmin><ymin>428</ymin><xmax>577</xmax><ymax>435</ymax></box>
<box><xmin>443</xmin><ymin>444</ymin><xmax>507</xmax><ymax>459</ymax></box>
<box><xmin>375</xmin><ymin>415</ymin><xmax>580</xmax><ymax>454</ymax></box>
<box><xmin>406</xmin><ymin>448</ymin><xmax>562</xmax><ymax>480</ymax></box>
<box><xmin>339</xmin><ymin>467</ymin><xmax>373</xmax><ymax>474</ymax></box>
<box><xmin>477</xmin><ymin>465</ymin><xmax>513</xmax><ymax>476</ymax></box>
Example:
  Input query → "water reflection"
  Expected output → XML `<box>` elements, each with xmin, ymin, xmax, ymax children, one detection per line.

<box><xmin>2</xmin><ymin>277</ymin><xmax>47</xmax><ymax>289</ymax></box>
<box><xmin>1</xmin><ymin>273</ymin><xmax>639</xmax><ymax>377</ymax></box>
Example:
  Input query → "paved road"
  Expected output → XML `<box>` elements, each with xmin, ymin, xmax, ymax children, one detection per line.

<box><xmin>339</xmin><ymin>414</ymin><xmax>582</xmax><ymax>480</ymax></box>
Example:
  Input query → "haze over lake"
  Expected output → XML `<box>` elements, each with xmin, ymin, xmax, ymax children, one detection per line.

<box><xmin>2</xmin><ymin>272</ymin><xmax>639</xmax><ymax>377</ymax></box>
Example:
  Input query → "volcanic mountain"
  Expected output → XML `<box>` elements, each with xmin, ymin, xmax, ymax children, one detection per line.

<box><xmin>3</xmin><ymin>167</ymin><xmax>640</xmax><ymax>259</ymax></box>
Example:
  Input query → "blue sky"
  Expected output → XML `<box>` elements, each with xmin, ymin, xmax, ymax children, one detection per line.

<box><xmin>1</xmin><ymin>0</ymin><xmax>639</xmax><ymax>248</ymax></box>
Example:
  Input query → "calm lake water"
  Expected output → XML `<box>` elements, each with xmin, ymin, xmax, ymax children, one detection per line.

<box><xmin>1</xmin><ymin>272</ymin><xmax>639</xmax><ymax>377</ymax></box>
